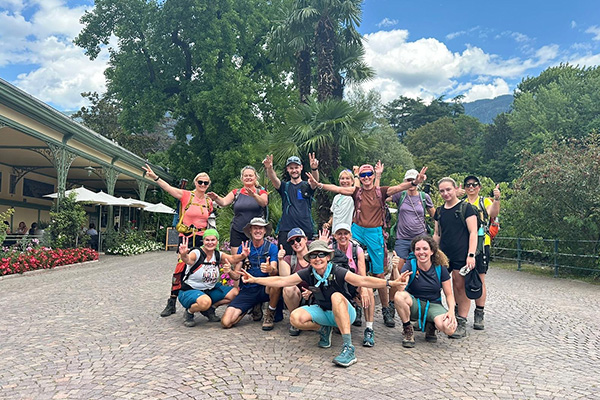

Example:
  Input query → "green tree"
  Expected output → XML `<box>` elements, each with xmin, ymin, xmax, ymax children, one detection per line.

<box><xmin>48</xmin><ymin>193</ymin><xmax>87</xmax><ymax>249</ymax></box>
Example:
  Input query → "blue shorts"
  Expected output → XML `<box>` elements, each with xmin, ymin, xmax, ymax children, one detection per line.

<box><xmin>351</xmin><ymin>223</ymin><xmax>385</xmax><ymax>274</ymax></box>
<box><xmin>301</xmin><ymin>300</ymin><xmax>356</xmax><ymax>327</ymax></box>
<box><xmin>394</xmin><ymin>239</ymin><xmax>413</xmax><ymax>260</ymax></box>
<box><xmin>178</xmin><ymin>282</ymin><xmax>233</xmax><ymax>309</ymax></box>
<box><xmin>228</xmin><ymin>284</ymin><xmax>270</xmax><ymax>314</ymax></box>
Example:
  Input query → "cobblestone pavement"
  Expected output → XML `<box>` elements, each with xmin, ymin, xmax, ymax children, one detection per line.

<box><xmin>1</xmin><ymin>251</ymin><xmax>599</xmax><ymax>399</ymax></box>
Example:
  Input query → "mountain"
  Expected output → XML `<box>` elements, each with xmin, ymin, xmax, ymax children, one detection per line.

<box><xmin>463</xmin><ymin>94</ymin><xmax>513</xmax><ymax>124</ymax></box>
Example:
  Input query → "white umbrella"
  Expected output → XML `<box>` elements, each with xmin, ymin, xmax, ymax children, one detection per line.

<box><xmin>144</xmin><ymin>202</ymin><xmax>176</xmax><ymax>214</ymax></box>
<box><xmin>123</xmin><ymin>198</ymin><xmax>154</xmax><ymax>208</ymax></box>
<box><xmin>44</xmin><ymin>186</ymin><xmax>111</xmax><ymax>204</ymax></box>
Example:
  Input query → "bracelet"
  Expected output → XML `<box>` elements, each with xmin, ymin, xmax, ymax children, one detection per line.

<box><xmin>386</xmin><ymin>279</ymin><xmax>391</xmax><ymax>288</ymax></box>
<box><xmin>154</xmin><ymin>176</ymin><xmax>160</xmax><ymax>182</ymax></box>
<box><xmin>410</xmin><ymin>181</ymin><xmax>418</xmax><ymax>187</ymax></box>
<box><xmin>494</xmin><ymin>197</ymin><xmax>500</xmax><ymax>201</ymax></box>
<box><xmin>318</xmin><ymin>183</ymin><xmax>324</xmax><ymax>190</ymax></box>
<box><xmin>311</xmin><ymin>167</ymin><xmax>318</xmax><ymax>171</ymax></box>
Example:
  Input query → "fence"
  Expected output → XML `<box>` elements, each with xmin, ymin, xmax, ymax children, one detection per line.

<box><xmin>491</xmin><ymin>236</ymin><xmax>600</xmax><ymax>278</ymax></box>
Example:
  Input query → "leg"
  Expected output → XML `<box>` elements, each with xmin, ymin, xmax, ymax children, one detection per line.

<box><xmin>283</xmin><ymin>286</ymin><xmax>302</xmax><ymax>312</ymax></box>
<box><xmin>213</xmin><ymin>287</ymin><xmax>239</xmax><ymax>307</ymax></box>
<box><xmin>394</xmin><ymin>291</ymin><xmax>413</xmax><ymax>324</ymax></box>
<box><xmin>331</xmin><ymin>292</ymin><xmax>352</xmax><ymax>335</ymax></box>
<box><xmin>221</xmin><ymin>306</ymin><xmax>244</xmax><ymax>328</ymax></box>
<box><xmin>289</xmin><ymin>307</ymin><xmax>320</xmax><ymax>331</ymax></box>
<box><xmin>263</xmin><ymin>286</ymin><xmax>282</xmax><ymax>331</ymax></box>
<box><xmin>188</xmin><ymin>294</ymin><xmax>212</xmax><ymax>313</ymax></box>
<box><xmin>452</xmin><ymin>270</ymin><xmax>470</xmax><ymax>318</ymax></box>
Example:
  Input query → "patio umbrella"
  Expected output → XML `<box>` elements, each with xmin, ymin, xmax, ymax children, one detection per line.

<box><xmin>144</xmin><ymin>202</ymin><xmax>176</xmax><ymax>214</ymax></box>
<box><xmin>44</xmin><ymin>186</ymin><xmax>111</xmax><ymax>204</ymax></box>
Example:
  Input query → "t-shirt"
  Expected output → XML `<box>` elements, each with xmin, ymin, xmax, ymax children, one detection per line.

<box><xmin>392</xmin><ymin>191</ymin><xmax>434</xmax><ymax>240</ymax></box>
<box><xmin>277</xmin><ymin>180</ymin><xmax>315</xmax><ymax>236</ymax></box>
<box><xmin>296</xmin><ymin>264</ymin><xmax>351</xmax><ymax>310</ymax></box>
<box><xmin>435</xmin><ymin>201</ymin><xmax>476</xmax><ymax>265</ymax></box>
<box><xmin>352</xmin><ymin>186</ymin><xmax>390</xmax><ymax>228</ymax></box>
<box><xmin>179</xmin><ymin>190</ymin><xmax>213</xmax><ymax>237</ymax></box>
<box><xmin>336</xmin><ymin>242</ymin><xmax>363</xmax><ymax>273</ymax></box>
<box><xmin>184</xmin><ymin>249</ymin><xmax>220</xmax><ymax>291</ymax></box>
<box><xmin>330</xmin><ymin>194</ymin><xmax>354</xmax><ymax>233</ymax></box>
<box><xmin>401</xmin><ymin>260</ymin><xmax>450</xmax><ymax>303</ymax></box>
<box><xmin>238</xmin><ymin>240</ymin><xmax>278</xmax><ymax>288</ymax></box>
<box><xmin>283</xmin><ymin>254</ymin><xmax>310</xmax><ymax>290</ymax></box>
<box><xmin>467</xmin><ymin>196</ymin><xmax>494</xmax><ymax>246</ymax></box>
<box><xmin>231</xmin><ymin>187</ymin><xmax>268</xmax><ymax>232</ymax></box>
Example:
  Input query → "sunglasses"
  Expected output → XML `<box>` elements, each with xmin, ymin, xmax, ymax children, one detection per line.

<box><xmin>465</xmin><ymin>182</ymin><xmax>479</xmax><ymax>188</ymax></box>
<box><xmin>405</xmin><ymin>178</ymin><xmax>415</xmax><ymax>182</ymax></box>
<box><xmin>196</xmin><ymin>180</ymin><xmax>210</xmax><ymax>186</ymax></box>
<box><xmin>288</xmin><ymin>236</ymin><xmax>304</xmax><ymax>244</ymax></box>
<box><xmin>359</xmin><ymin>171</ymin><xmax>374</xmax><ymax>178</ymax></box>
<box><xmin>308</xmin><ymin>252</ymin><xmax>329</xmax><ymax>259</ymax></box>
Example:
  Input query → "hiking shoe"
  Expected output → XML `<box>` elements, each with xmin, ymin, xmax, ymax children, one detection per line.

<box><xmin>449</xmin><ymin>316</ymin><xmax>467</xmax><ymax>339</ymax></box>
<box><xmin>388</xmin><ymin>301</ymin><xmax>396</xmax><ymax>319</ymax></box>
<box><xmin>473</xmin><ymin>308</ymin><xmax>485</xmax><ymax>330</ymax></box>
<box><xmin>402</xmin><ymin>324</ymin><xmax>415</xmax><ymax>348</ymax></box>
<box><xmin>200</xmin><ymin>306</ymin><xmax>221</xmax><ymax>323</ymax></box>
<box><xmin>289</xmin><ymin>324</ymin><xmax>301</xmax><ymax>336</ymax></box>
<box><xmin>318</xmin><ymin>325</ymin><xmax>333</xmax><ymax>348</ymax></box>
<box><xmin>353</xmin><ymin>306</ymin><xmax>363</xmax><ymax>327</ymax></box>
<box><xmin>250</xmin><ymin>303</ymin><xmax>263</xmax><ymax>321</ymax></box>
<box><xmin>262</xmin><ymin>308</ymin><xmax>275</xmax><ymax>331</ymax></box>
<box><xmin>425</xmin><ymin>321</ymin><xmax>437</xmax><ymax>342</ymax></box>
<box><xmin>383</xmin><ymin>304</ymin><xmax>396</xmax><ymax>328</ymax></box>
<box><xmin>183</xmin><ymin>309</ymin><xmax>195</xmax><ymax>327</ymax></box>
<box><xmin>160</xmin><ymin>297</ymin><xmax>176</xmax><ymax>317</ymax></box>
<box><xmin>362</xmin><ymin>327</ymin><xmax>374</xmax><ymax>347</ymax></box>
<box><xmin>333</xmin><ymin>344</ymin><xmax>357</xmax><ymax>367</ymax></box>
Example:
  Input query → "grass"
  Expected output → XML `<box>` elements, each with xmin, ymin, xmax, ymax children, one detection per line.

<box><xmin>491</xmin><ymin>258</ymin><xmax>600</xmax><ymax>285</ymax></box>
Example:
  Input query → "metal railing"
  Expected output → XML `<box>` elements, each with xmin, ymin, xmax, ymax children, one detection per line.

<box><xmin>491</xmin><ymin>236</ymin><xmax>600</xmax><ymax>277</ymax></box>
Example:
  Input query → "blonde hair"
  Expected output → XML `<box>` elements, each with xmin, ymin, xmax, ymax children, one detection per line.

<box><xmin>338</xmin><ymin>169</ymin><xmax>354</xmax><ymax>181</ymax></box>
<box><xmin>240</xmin><ymin>166</ymin><xmax>260</xmax><ymax>187</ymax></box>
<box><xmin>437</xmin><ymin>177</ymin><xmax>457</xmax><ymax>188</ymax></box>
<box><xmin>194</xmin><ymin>172</ymin><xmax>211</xmax><ymax>183</ymax></box>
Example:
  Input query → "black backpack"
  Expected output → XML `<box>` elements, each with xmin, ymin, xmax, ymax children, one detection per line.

<box><xmin>180</xmin><ymin>249</ymin><xmax>222</xmax><ymax>292</ymax></box>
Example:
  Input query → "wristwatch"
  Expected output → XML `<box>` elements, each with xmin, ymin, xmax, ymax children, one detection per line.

<box><xmin>386</xmin><ymin>279</ymin><xmax>391</xmax><ymax>288</ymax></box>
<box><xmin>410</xmin><ymin>181</ymin><xmax>418</xmax><ymax>186</ymax></box>
<box><xmin>467</xmin><ymin>252</ymin><xmax>475</xmax><ymax>258</ymax></box>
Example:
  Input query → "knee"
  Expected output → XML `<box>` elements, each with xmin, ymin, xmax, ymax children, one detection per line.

<box><xmin>196</xmin><ymin>295</ymin><xmax>212</xmax><ymax>311</ymax></box>
<box><xmin>331</xmin><ymin>292</ymin><xmax>347</xmax><ymax>307</ymax></box>
<box><xmin>220</xmin><ymin>308</ymin><xmax>236</xmax><ymax>329</ymax></box>
<box><xmin>283</xmin><ymin>286</ymin><xmax>297</xmax><ymax>299</ymax></box>
<box><xmin>394</xmin><ymin>291</ymin><xmax>411</xmax><ymax>305</ymax></box>
<box><xmin>289</xmin><ymin>308</ymin><xmax>305</xmax><ymax>327</ymax></box>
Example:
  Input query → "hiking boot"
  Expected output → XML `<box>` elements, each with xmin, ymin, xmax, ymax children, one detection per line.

<box><xmin>449</xmin><ymin>316</ymin><xmax>467</xmax><ymax>339</ymax></box>
<box><xmin>388</xmin><ymin>301</ymin><xmax>396</xmax><ymax>319</ymax></box>
<box><xmin>250</xmin><ymin>303</ymin><xmax>263</xmax><ymax>321</ymax></box>
<box><xmin>318</xmin><ymin>325</ymin><xmax>333</xmax><ymax>348</ymax></box>
<box><xmin>333</xmin><ymin>344</ymin><xmax>357</xmax><ymax>367</ymax></box>
<box><xmin>353</xmin><ymin>306</ymin><xmax>363</xmax><ymax>327</ymax></box>
<box><xmin>425</xmin><ymin>321</ymin><xmax>437</xmax><ymax>342</ymax></box>
<box><xmin>262</xmin><ymin>308</ymin><xmax>275</xmax><ymax>331</ymax></box>
<box><xmin>289</xmin><ymin>324</ymin><xmax>301</xmax><ymax>336</ymax></box>
<box><xmin>473</xmin><ymin>308</ymin><xmax>485</xmax><ymax>330</ymax></box>
<box><xmin>160</xmin><ymin>297</ymin><xmax>176</xmax><ymax>317</ymax></box>
<box><xmin>183</xmin><ymin>309</ymin><xmax>195</xmax><ymax>327</ymax></box>
<box><xmin>200</xmin><ymin>306</ymin><xmax>221</xmax><ymax>323</ymax></box>
<box><xmin>362</xmin><ymin>327</ymin><xmax>374</xmax><ymax>347</ymax></box>
<box><xmin>402</xmin><ymin>324</ymin><xmax>415</xmax><ymax>348</ymax></box>
<box><xmin>383</xmin><ymin>304</ymin><xmax>396</xmax><ymax>328</ymax></box>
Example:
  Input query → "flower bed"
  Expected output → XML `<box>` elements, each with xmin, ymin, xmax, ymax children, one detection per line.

<box><xmin>0</xmin><ymin>247</ymin><xmax>99</xmax><ymax>276</ymax></box>
<box><xmin>105</xmin><ymin>241</ymin><xmax>163</xmax><ymax>256</ymax></box>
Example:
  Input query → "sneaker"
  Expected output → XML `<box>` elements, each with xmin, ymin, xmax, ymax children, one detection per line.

<box><xmin>382</xmin><ymin>305</ymin><xmax>396</xmax><ymax>328</ymax></box>
<box><xmin>333</xmin><ymin>344</ymin><xmax>357</xmax><ymax>367</ymax></box>
<box><xmin>402</xmin><ymin>324</ymin><xmax>415</xmax><ymax>348</ymax></box>
<box><xmin>353</xmin><ymin>306</ymin><xmax>363</xmax><ymax>327</ymax></box>
<box><xmin>183</xmin><ymin>309</ymin><xmax>195</xmax><ymax>327</ymax></box>
<box><xmin>160</xmin><ymin>297</ymin><xmax>176</xmax><ymax>317</ymax></box>
<box><xmin>362</xmin><ymin>328</ymin><xmax>374</xmax><ymax>347</ymax></box>
<box><xmin>449</xmin><ymin>316</ymin><xmax>467</xmax><ymax>339</ymax></box>
<box><xmin>200</xmin><ymin>306</ymin><xmax>221</xmax><ymax>322</ymax></box>
<box><xmin>250</xmin><ymin>303</ymin><xmax>263</xmax><ymax>321</ymax></box>
<box><xmin>262</xmin><ymin>308</ymin><xmax>275</xmax><ymax>331</ymax></box>
<box><xmin>289</xmin><ymin>324</ymin><xmax>301</xmax><ymax>336</ymax></box>
<box><xmin>318</xmin><ymin>325</ymin><xmax>333</xmax><ymax>348</ymax></box>
<box><xmin>473</xmin><ymin>308</ymin><xmax>485</xmax><ymax>330</ymax></box>
<box><xmin>425</xmin><ymin>321</ymin><xmax>437</xmax><ymax>342</ymax></box>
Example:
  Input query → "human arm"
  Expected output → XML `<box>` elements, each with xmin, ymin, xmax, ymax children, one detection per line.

<box><xmin>220</xmin><ymin>241</ymin><xmax>250</xmax><ymax>265</ymax></box>
<box><xmin>374</xmin><ymin>160</ymin><xmax>383</xmax><ymax>187</ymax></box>
<box><xmin>352</xmin><ymin>166</ymin><xmax>360</xmax><ymax>187</ymax></box>
<box><xmin>206</xmin><ymin>190</ymin><xmax>235</xmax><ymax>207</ymax></box>
<box><xmin>306</xmin><ymin>172</ymin><xmax>355</xmax><ymax>195</ymax></box>
<box><xmin>356</xmin><ymin>249</ymin><xmax>371</xmax><ymax>309</ymax></box>
<box><xmin>465</xmin><ymin>215</ymin><xmax>478</xmax><ymax>269</ymax></box>
<box><xmin>143</xmin><ymin>163</ymin><xmax>184</xmax><ymax>200</ymax></box>
<box><xmin>240</xmin><ymin>269</ymin><xmax>303</xmax><ymax>287</ymax></box>
<box><xmin>433</xmin><ymin>220</ymin><xmax>441</xmax><ymax>244</ymax></box>
<box><xmin>262</xmin><ymin>154</ymin><xmax>281</xmax><ymax>190</ymax></box>
<box><xmin>386</xmin><ymin>166</ymin><xmax>428</xmax><ymax>196</ymax></box>
<box><xmin>178</xmin><ymin>237</ymin><xmax>197</xmax><ymax>265</ymax></box>
<box><xmin>278</xmin><ymin>246</ymin><xmax>291</xmax><ymax>276</ymax></box>
<box><xmin>308</xmin><ymin>153</ymin><xmax>320</xmax><ymax>186</ymax></box>
<box><xmin>440</xmin><ymin>279</ymin><xmax>457</xmax><ymax>331</ymax></box>
<box><xmin>344</xmin><ymin>269</ymin><xmax>412</xmax><ymax>289</ymax></box>
<box><xmin>488</xmin><ymin>184</ymin><xmax>501</xmax><ymax>221</ymax></box>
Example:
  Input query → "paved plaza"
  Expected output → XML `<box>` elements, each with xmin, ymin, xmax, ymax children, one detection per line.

<box><xmin>0</xmin><ymin>251</ymin><xmax>599</xmax><ymax>399</ymax></box>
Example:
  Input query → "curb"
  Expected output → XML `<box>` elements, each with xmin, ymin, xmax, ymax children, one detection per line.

<box><xmin>0</xmin><ymin>259</ymin><xmax>100</xmax><ymax>281</ymax></box>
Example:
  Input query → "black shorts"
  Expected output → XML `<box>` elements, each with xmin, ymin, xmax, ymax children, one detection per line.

<box><xmin>475</xmin><ymin>245</ymin><xmax>490</xmax><ymax>274</ymax></box>
<box><xmin>229</xmin><ymin>228</ymin><xmax>249</xmax><ymax>248</ymax></box>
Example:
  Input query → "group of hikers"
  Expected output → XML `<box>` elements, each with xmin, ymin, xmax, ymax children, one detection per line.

<box><xmin>143</xmin><ymin>153</ymin><xmax>501</xmax><ymax>368</ymax></box>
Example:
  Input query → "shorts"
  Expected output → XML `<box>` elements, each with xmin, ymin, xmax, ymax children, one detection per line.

<box><xmin>229</xmin><ymin>228</ymin><xmax>248</xmax><ymax>248</ymax></box>
<box><xmin>409</xmin><ymin>296</ymin><xmax>447</xmax><ymax>324</ymax></box>
<box><xmin>228</xmin><ymin>284</ymin><xmax>270</xmax><ymax>314</ymax></box>
<box><xmin>178</xmin><ymin>282</ymin><xmax>233</xmax><ymax>309</ymax></box>
<box><xmin>302</xmin><ymin>300</ymin><xmax>356</xmax><ymax>327</ymax></box>
<box><xmin>475</xmin><ymin>245</ymin><xmax>490</xmax><ymax>274</ymax></box>
<box><xmin>394</xmin><ymin>239</ymin><xmax>413</xmax><ymax>260</ymax></box>
<box><xmin>351</xmin><ymin>224</ymin><xmax>385</xmax><ymax>274</ymax></box>
<box><xmin>447</xmin><ymin>260</ymin><xmax>465</xmax><ymax>272</ymax></box>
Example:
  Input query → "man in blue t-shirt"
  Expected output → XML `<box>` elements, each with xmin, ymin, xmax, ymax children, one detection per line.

<box><xmin>263</xmin><ymin>153</ymin><xmax>320</xmax><ymax>255</ymax></box>
<box><xmin>221</xmin><ymin>217</ymin><xmax>281</xmax><ymax>331</ymax></box>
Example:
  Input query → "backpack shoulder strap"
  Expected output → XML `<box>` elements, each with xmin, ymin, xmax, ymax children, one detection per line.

<box><xmin>434</xmin><ymin>265</ymin><xmax>442</xmax><ymax>301</ymax></box>
<box><xmin>419</xmin><ymin>191</ymin><xmax>427</xmax><ymax>214</ymax></box>
<box><xmin>183</xmin><ymin>248</ymin><xmax>206</xmax><ymax>282</ymax></box>
<box><xmin>479</xmin><ymin>196</ymin><xmax>489</xmax><ymax>224</ymax></box>
<box><xmin>351</xmin><ymin>242</ymin><xmax>358</xmax><ymax>267</ymax></box>
<box><xmin>398</xmin><ymin>190</ymin><xmax>407</xmax><ymax>206</ymax></box>
<box><xmin>291</xmin><ymin>253</ymin><xmax>297</xmax><ymax>270</ymax></box>
<box><xmin>406</xmin><ymin>257</ymin><xmax>417</xmax><ymax>289</ymax></box>
<box><xmin>353</xmin><ymin>188</ymin><xmax>363</xmax><ymax>221</ymax></box>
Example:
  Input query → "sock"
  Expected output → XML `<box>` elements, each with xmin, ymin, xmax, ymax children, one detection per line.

<box><xmin>476</xmin><ymin>306</ymin><xmax>484</xmax><ymax>311</ymax></box>
<box><xmin>268</xmin><ymin>305</ymin><xmax>276</xmax><ymax>311</ymax></box>
<box><xmin>342</xmin><ymin>333</ymin><xmax>352</xmax><ymax>346</ymax></box>
<box><xmin>403</xmin><ymin>321</ymin><xmax>411</xmax><ymax>328</ymax></box>
<box><xmin>366</xmin><ymin>322</ymin><xmax>373</xmax><ymax>330</ymax></box>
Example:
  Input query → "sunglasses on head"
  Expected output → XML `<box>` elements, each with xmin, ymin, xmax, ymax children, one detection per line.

<box><xmin>308</xmin><ymin>252</ymin><xmax>329</xmax><ymax>259</ymax></box>
<box><xmin>196</xmin><ymin>180</ymin><xmax>210</xmax><ymax>186</ymax></box>
<box><xmin>359</xmin><ymin>171</ymin><xmax>374</xmax><ymax>178</ymax></box>
<box><xmin>288</xmin><ymin>236</ymin><xmax>303</xmax><ymax>244</ymax></box>
<box><xmin>465</xmin><ymin>182</ymin><xmax>479</xmax><ymax>188</ymax></box>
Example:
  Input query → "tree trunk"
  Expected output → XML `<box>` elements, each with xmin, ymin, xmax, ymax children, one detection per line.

<box><xmin>316</xmin><ymin>16</ymin><xmax>336</xmax><ymax>102</ymax></box>
<box><xmin>296</xmin><ymin>49</ymin><xmax>311</xmax><ymax>104</ymax></box>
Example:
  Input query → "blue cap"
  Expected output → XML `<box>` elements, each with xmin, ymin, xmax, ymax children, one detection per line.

<box><xmin>287</xmin><ymin>228</ymin><xmax>306</xmax><ymax>241</ymax></box>
<box><xmin>286</xmin><ymin>156</ymin><xmax>302</xmax><ymax>166</ymax></box>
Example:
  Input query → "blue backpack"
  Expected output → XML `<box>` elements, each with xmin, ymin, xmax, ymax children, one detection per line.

<box><xmin>405</xmin><ymin>253</ymin><xmax>442</xmax><ymax>331</ymax></box>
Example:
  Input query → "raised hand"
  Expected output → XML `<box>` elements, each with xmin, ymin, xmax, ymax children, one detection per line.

<box><xmin>206</xmin><ymin>192</ymin><xmax>219</xmax><ymax>201</ymax></box>
<box><xmin>143</xmin><ymin>163</ymin><xmax>158</xmax><ymax>180</ymax></box>
<box><xmin>415</xmin><ymin>166</ymin><xmax>428</xmax><ymax>185</ymax></box>
<box><xmin>260</xmin><ymin>257</ymin><xmax>272</xmax><ymax>274</ymax></box>
<box><xmin>222</xmin><ymin>261</ymin><xmax>232</xmax><ymax>275</ymax></box>
<box><xmin>178</xmin><ymin>236</ymin><xmax>189</xmax><ymax>256</ymax></box>
<box><xmin>239</xmin><ymin>269</ymin><xmax>256</xmax><ymax>284</ymax></box>
<box><xmin>240</xmin><ymin>241</ymin><xmax>250</xmax><ymax>258</ymax></box>
<box><xmin>262</xmin><ymin>154</ymin><xmax>273</xmax><ymax>170</ymax></box>
<box><xmin>391</xmin><ymin>270</ymin><xmax>412</xmax><ymax>288</ymax></box>
<box><xmin>456</xmin><ymin>183</ymin><xmax>465</xmax><ymax>198</ymax></box>
<box><xmin>318</xmin><ymin>227</ymin><xmax>330</xmax><ymax>243</ymax></box>
<box><xmin>391</xmin><ymin>250</ymin><xmax>401</xmax><ymax>270</ymax></box>
<box><xmin>278</xmin><ymin>245</ymin><xmax>286</xmax><ymax>260</ymax></box>
<box><xmin>301</xmin><ymin>287</ymin><xmax>312</xmax><ymax>300</ymax></box>
<box><xmin>305</xmin><ymin>171</ymin><xmax>318</xmax><ymax>186</ymax></box>
<box><xmin>309</xmin><ymin>153</ymin><xmax>319</xmax><ymax>170</ymax></box>
<box><xmin>352</xmin><ymin>166</ymin><xmax>359</xmax><ymax>176</ymax></box>
<box><xmin>493</xmin><ymin>184</ymin><xmax>501</xmax><ymax>200</ymax></box>
<box><xmin>375</xmin><ymin>160</ymin><xmax>384</xmax><ymax>175</ymax></box>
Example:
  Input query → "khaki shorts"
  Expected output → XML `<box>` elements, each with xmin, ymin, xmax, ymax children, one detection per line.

<box><xmin>409</xmin><ymin>296</ymin><xmax>447</xmax><ymax>324</ymax></box>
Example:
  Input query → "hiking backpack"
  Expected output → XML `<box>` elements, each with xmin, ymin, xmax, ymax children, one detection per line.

<box><xmin>173</xmin><ymin>249</ymin><xmax>222</xmax><ymax>293</ymax></box>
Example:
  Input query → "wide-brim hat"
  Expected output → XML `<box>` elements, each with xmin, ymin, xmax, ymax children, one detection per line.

<box><xmin>303</xmin><ymin>240</ymin><xmax>334</xmax><ymax>262</ymax></box>
<box><xmin>243</xmin><ymin>217</ymin><xmax>272</xmax><ymax>238</ymax></box>
<box><xmin>464</xmin><ymin>268</ymin><xmax>483</xmax><ymax>300</ymax></box>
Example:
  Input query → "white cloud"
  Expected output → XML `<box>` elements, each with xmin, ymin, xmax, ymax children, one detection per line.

<box><xmin>571</xmin><ymin>21</ymin><xmax>577</xmax><ymax>29</ymax></box>
<box><xmin>461</xmin><ymin>78</ymin><xmax>511</xmax><ymax>102</ymax></box>
<box><xmin>376</xmin><ymin>18</ymin><xmax>398</xmax><ymax>28</ymax></box>
<box><xmin>585</xmin><ymin>26</ymin><xmax>600</xmax><ymax>41</ymax></box>
<box><xmin>446</xmin><ymin>30</ymin><xmax>466</xmax><ymax>40</ymax></box>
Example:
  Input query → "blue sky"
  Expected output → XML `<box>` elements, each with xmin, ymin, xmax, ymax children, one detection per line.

<box><xmin>1</xmin><ymin>0</ymin><xmax>599</xmax><ymax>110</ymax></box>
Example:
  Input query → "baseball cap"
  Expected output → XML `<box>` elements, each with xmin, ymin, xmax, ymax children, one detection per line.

<box><xmin>286</xmin><ymin>156</ymin><xmax>302</xmax><ymax>166</ymax></box>
<box><xmin>404</xmin><ymin>169</ymin><xmax>419</xmax><ymax>180</ymax></box>
<box><xmin>287</xmin><ymin>228</ymin><xmax>307</xmax><ymax>241</ymax></box>
<box><xmin>463</xmin><ymin>175</ymin><xmax>481</xmax><ymax>186</ymax></box>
